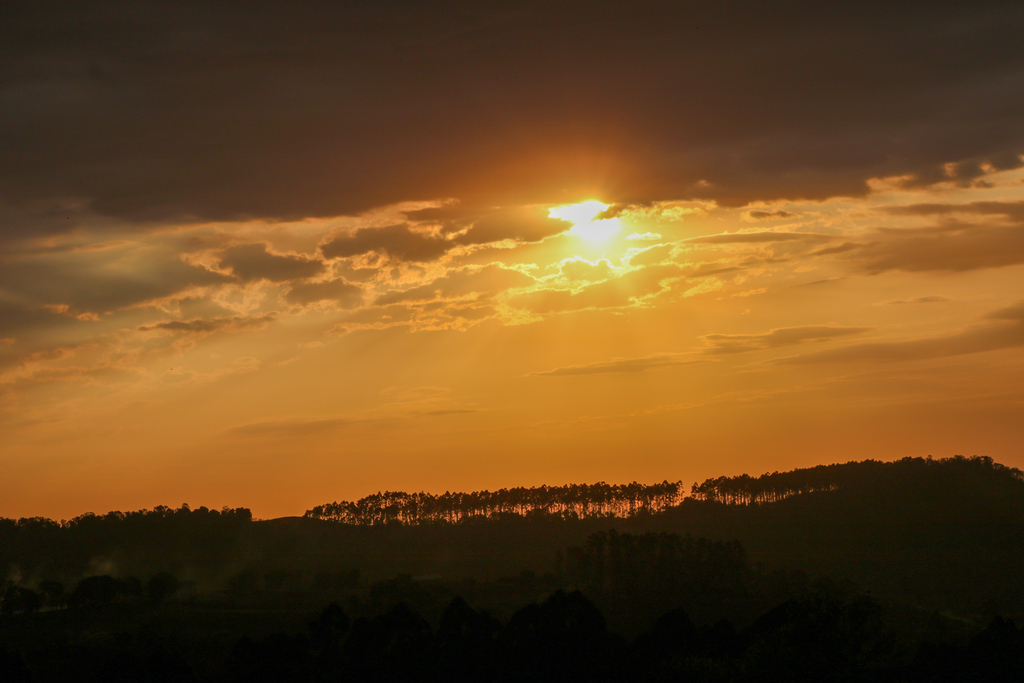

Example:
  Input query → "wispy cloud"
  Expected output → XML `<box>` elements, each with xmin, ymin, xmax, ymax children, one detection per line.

<box><xmin>881</xmin><ymin>201</ymin><xmax>1024</xmax><ymax>221</ymax></box>
<box><xmin>411</xmin><ymin>408</ymin><xmax>480</xmax><ymax>416</ymax></box>
<box><xmin>743</xmin><ymin>210</ymin><xmax>795</xmax><ymax>221</ymax></box>
<box><xmin>703</xmin><ymin>326</ymin><xmax>872</xmax><ymax>354</ymax></box>
<box><xmin>222</xmin><ymin>416</ymin><xmax>359</xmax><ymax>437</ymax></box>
<box><xmin>528</xmin><ymin>354</ymin><xmax>705</xmax><ymax>377</ymax></box>
<box><xmin>139</xmin><ymin>314</ymin><xmax>275</xmax><ymax>335</ymax></box>
<box><xmin>776</xmin><ymin>302</ymin><xmax>1024</xmax><ymax>364</ymax></box>
<box><xmin>854</xmin><ymin>225</ymin><xmax>1024</xmax><ymax>273</ymax></box>
<box><xmin>880</xmin><ymin>296</ymin><xmax>950</xmax><ymax>305</ymax></box>
<box><xmin>685</xmin><ymin>231</ymin><xmax>832</xmax><ymax>245</ymax></box>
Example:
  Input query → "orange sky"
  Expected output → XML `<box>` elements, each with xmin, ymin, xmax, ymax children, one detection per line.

<box><xmin>2</xmin><ymin>2</ymin><xmax>1024</xmax><ymax>519</ymax></box>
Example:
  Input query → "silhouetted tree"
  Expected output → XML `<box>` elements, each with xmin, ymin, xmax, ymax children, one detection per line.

<box><xmin>1</xmin><ymin>586</ymin><xmax>41</xmax><ymax>615</ymax></box>
<box><xmin>69</xmin><ymin>575</ymin><xmax>127</xmax><ymax>608</ymax></box>
<box><xmin>37</xmin><ymin>579</ymin><xmax>65</xmax><ymax>609</ymax></box>
<box><xmin>345</xmin><ymin>603</ymin><xmax>434</xmax><ymax>682</ymax></box>
<box><xmin>147</xmin><ymin>572</ymin><xmax>181</xmax><ymax>604</ymax></box>
<box><xmin>436</xmin><ymin>596</ymin><xmax>501</xmax><ymax>683</ymax></box>
<box><xmin>741</xmin><ymin>597</ymin><xmax>894</xmax><ymax>683</ymax></box>
<box><xmin>499</xmin><ymin>590</ymin><xmax>624</xmax><ymax>683</ymax></box>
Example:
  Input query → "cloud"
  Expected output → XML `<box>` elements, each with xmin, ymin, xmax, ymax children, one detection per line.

<box><xmin>2</xmin><ymin>2</ymin><xmax>1022</xmax><ymax>234</ymax></box>
<box><xmin>778</xmin><ymin>302</ymin><xmax>1024</xmax><ymax>363</ymax></box>
<box><xmin>703</xmin><ymin>325</ymin><xmax>872</xmax><ymax>354</ymax></box>
<box><xmin>811</xmin><ymin>242</ymin><xmax>868</xmax><ymax>256</ymax></box>
<box><xmin>223</xmin><ymin>416</ymin><xmax>358</xmax><ymax>437</ymax></box>
<box><xmin>284</xmin><ymin>278</ymin><xmax>363</xmax><ymax>307</ymax></box>
<box><xmin>882</xmin><ymin>201</ymin><xmax>1024</xmax><ymax>222</ymax></box>
<box><xmin>320</xmin><ymin>224</ymin><xmax>450</xmax><ymax>262</ymax></box>
<box><xmin>330</xmin><ymin>298</ymin><xmax>500</xmax><ymax>334</ymax></box>
<box><xmin>682</xmin><ymin>263</ymin><xmax>746</xmax><ymax>278</ymax></box>
<box><xmin>881</xmin><ymin>296</ymin><xmax>950</xmax><ymax>305</ymax></box>
<box><xmin>685</xmin><ymin>231</ymin><xmax>832</xmax><ymax>245</ymax></box>
<box><xmin>529</xmin><ymin>354</ymin><xmax>705</xmax><ymax>376</ymax></box>
<box><xmin>0</xmin><ymin>301</ymin><xmax>85</xmax><ymax>338</ymax></box>
<box><xmin>404</xmin><ymin>204</ymin><xmax>569</xmax><ymax>248</ymax></box>
<box><xmin>797</xmin><ymin>277</ymin><xmax>846</xmax><ymax>286</ymax></box>
<box><xmin>986</xmin><ymin>301</ymin><xmax>1024</xmax><ymax>321</ymax></box>
<box><xmin>625</xmin><ymin>244</ymin><xmax>676</xmax><ymax>267</ymax></box>
<box><xmin>558</xmin><ymin>258</ymin><xmax>615</xmax><ymax>282</ymax></box>
<box><xmin>449</xmin><ymin>206</ymin><xmax>568</xmax><ymax>245</ymax></box>
<box><xmin>853</xmin><ymin>224</ymin><xmax>1024</xmax><ymax>273</ymax></box>
<box><xmin>844</xmin><ymin>202</ymin><xmax>1024</xmax><ymax>273</ymax></box>
<box><xmin>374</xmin><ymin>265</ymin><xmax>534</xmax><ymax>305</ymax></box>
<box><xmin>402</xmin><ymin>204</ymin><xmax>481</xmax><ymax>223</ymax></box>
<box><xmin>139</xmin><ymin>314</ymin><xmax>274</xmax><ymax>335</ymax></box>
<box><xmin>744</xmin><ymin>210</ymin><xmax>795</xmax><ymax>221</ymax></box>
<box><xmin>0</xmin><ymin>342</ymin><xmax>81</xmax><ymax>375</ymax></box>
<box><xmin>413</xmin><ymin>408</ymin><xmax>480</xmax><ymax>416</ymax></box>
<box><xmin>512</xmin><ymin>264</ymin><xmax>684</xmax><ymax>314</ymax></box>
<box><xmin>217</xmin><ymin>243</ymin><xmax>324</xmax><ymax>282</ymax></box>
<box><xmin>0</xmin><ymin>247</ymin><xmax>231</xmax><ymax>314</ymax></box>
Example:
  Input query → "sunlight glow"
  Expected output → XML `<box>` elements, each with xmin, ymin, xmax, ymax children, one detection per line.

<box><xmin>549</xmin><ymin>200</ymin><xmax>622</xmax><ymax>243</ymax></box>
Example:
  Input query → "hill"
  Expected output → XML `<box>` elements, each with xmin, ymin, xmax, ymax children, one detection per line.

<box><xmin>2</xmin><ymin>456</ymin><xmax>1022</xmax><ymax>618</ymax></box>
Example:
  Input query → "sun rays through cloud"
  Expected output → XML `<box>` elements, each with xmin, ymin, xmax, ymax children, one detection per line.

<box><xmin>549</xmin><ymin>201</ymin><xmax>623</xmax><ymax>243</ymax></box>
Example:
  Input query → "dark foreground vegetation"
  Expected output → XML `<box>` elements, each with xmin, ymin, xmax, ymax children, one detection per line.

<box><xmin>4</xmin><ymin>588</ymin><xmax>1021</xmax><ymax>683</ymax></box>
<box><xmin>1</xmin><ymin>456</ymin><xmax>1023</xmax><ymax>681</ymax></box>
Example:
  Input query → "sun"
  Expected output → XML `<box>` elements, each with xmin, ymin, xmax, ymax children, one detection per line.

<box><xmin>549</xmin><ymin>200</ymin><xmax>622</xmax><ymax>243</ymax></box>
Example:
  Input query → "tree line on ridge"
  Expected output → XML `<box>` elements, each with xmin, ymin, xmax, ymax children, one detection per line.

<box><xmin>304</xmin><ymin>481</ymin><xmax>685</xmax><ymax>524</ymax></box>
<box><xmin>305</xmin><ymin>456</ymin><xmax>1022</xmax><ymax>525</ymax></box>
<box><xmin>688</xmin><ymin>455</ymin><xmax>1024</xmax><ymax>505</ymax></box>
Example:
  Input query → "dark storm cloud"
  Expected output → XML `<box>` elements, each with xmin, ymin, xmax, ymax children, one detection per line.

<box><xmin>217</xmin><ymin>243</ymin><xmax>324</xmax><ymax>282</ymax></box>
<box><xmin>2</xmin><ymin>0</ymin><xmax>1023</xmax><ymax>240</ymax></box>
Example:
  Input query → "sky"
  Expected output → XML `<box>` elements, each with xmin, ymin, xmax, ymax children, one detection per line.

<box><xmin>2</xmin><ymin>1</ymin><xmax>1024</xmax><ymax>520</ymax></box>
